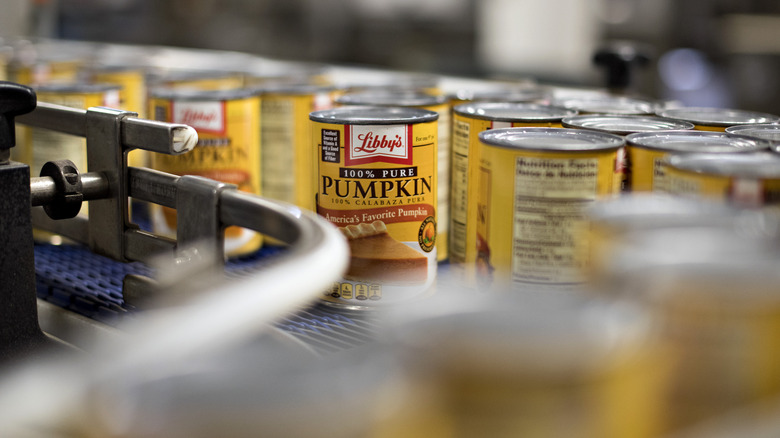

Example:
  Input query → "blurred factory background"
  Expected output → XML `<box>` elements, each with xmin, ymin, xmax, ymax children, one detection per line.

<box><xmin>2</xmin><ymin>0</ymin><xmax>780</xmax><ymax>114</ymax></box>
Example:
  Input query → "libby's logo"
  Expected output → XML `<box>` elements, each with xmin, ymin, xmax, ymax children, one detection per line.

<box><xmin>172</xmin><ymin>100</ymin><xmax>226</xmax><ymax>134</ymax></box>
<box><xmin>346</xmin><ymin>125</ymin><xmax>412</xmax><ymax>165</ymax></box>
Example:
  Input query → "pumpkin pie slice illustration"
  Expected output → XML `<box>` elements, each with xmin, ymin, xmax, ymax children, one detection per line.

<box><xmin>340</xmin><ymin>220</ymin><xmax>428</xmax><ymax>284</ymax></box>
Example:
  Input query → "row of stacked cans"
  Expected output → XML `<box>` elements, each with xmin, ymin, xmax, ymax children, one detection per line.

<box><xmin>7</xmin><ymin>39</ymin><xmax>780</xmax><ymax>307</ymax></box>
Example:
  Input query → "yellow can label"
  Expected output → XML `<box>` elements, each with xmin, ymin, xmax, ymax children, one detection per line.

<box><xmin>261</xmin><ymin>91</ymin><xmax>334</xmax><ymax>210</ymax></box>
<box><xmin>150</xmin><ymin>94</ymin><xmax>262</xmax><ymax>256</ymax></box>
<box><xmin>159</xmin><ymin>74</ymin><xmax>244</xmax><ymax>91</ymax></box>
<box><xmin>12</xmin><ymin>60</ymin><xmax>83</xmax><ymax>85</ymax></box>
<box><xmin>449</xmin><ymin>112</ymin><xmax>563</xmax><ymax>282</ymax></box>
<box><xmin>428</xmin><ymin>102</ymin><xmax>451</xmax><ymax>262</ymax></box>
<box><xmin>478</xmin><ymin>147</ymin><xmax>620</xmax><ymax>291</ymax></box>
<box><xmin>626</xmin><ymin>146</ymin><xmax>668</xmax><ymax>192</ymax></box>
<box><xmin>314</xmin><ymin>119</ymin><xmax>438</xmax><ymax>306</ymax></box>
<box><xmin>21</xmin><ymin>89</ymin><xmax>119</xmax><ymax>175</ymax></box>
<box><xmin>693</xmin><ymin>124</ymin><xmax>727</xmax><ymax>132</ymax></box>
<box><xmin>666</xmin><ymin>167</ymin><xmax>780</xmax><ymax>208</ymax></box>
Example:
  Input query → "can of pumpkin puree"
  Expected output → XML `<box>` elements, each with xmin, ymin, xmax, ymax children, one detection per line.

<box><xmin>477</xmin><ymin>128</ymin><xmax>624</xmax><ymax>291</ymax></box>
<box><xmin>450</xmin><ymin>103</ymin><xmax>577</xmax><ymax>284</ymax></box>
<box><xmin>336</xmin><ymin>90</ymin><xmax>451</xmax><ymax>262</ymax></box>
<box><xmin>624</xmin><ymin>131</ymin><xmax>769</xmax><ymax>192</ymax></box>
<box><xmin>149</xmin><ymin>87</ymin><xmax>262</xmax><ymax>257</ymax></box>
<box><xmin>311</xmin><ymin>106</ymin><xmax>438</xmax><ymax>308</ymax></box>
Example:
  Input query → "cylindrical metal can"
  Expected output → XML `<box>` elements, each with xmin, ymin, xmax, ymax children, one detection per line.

<box><xmin>257</xmin><ymin>84</ymin><xmax>336</xmax><ymax>211</ymax></box>
<box><xmin>311</xmin><ymin>106</ymin><xmax>439</xmax><ymax>308</ymax></box>
<box><xmin>657</xmin><ymin>107</ymin><xmax>780</xmax><ymax>132</ymax></box>
<box><xmin>388</xmin><ymin>292</ymin><xmax>668</xmax><ymax>438</ymax></box>
<box><xmin>9</xmin><ymin>55</ymin><xmax>84</xmax><ymax>86</ymax></box>
<box><xmin>477</xmin><ymin>127</ymin><xmax>624</xmax><ymax>291</ymax></box>
<box><xmin>664</xmin><ymin>152</ymin><xmax>780</xmax><ymax>208</ymax></box>
<box><xmin>449</xmin><ymin>103</ymin><xmax>577</xmax><ymax>282</ymax></box>
<box><xmin>336</xmin><ymin>91</ymin><xmax>451</xmax><ymax>262</ymax></box>
<box><xmin>149</xmin><ymin>88</ymin><xmax>262</xmax><ymax>256</ymax></box>
<box><xmin>624</xmin><ymin>131</ymin><xmax>769</xmax><ymax>192</ymax></box>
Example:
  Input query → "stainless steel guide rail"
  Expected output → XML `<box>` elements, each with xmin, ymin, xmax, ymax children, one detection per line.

<box><xmin>7</xmin><ymin>99</ymin><xmax>349</xmax><ymax>357</ymax></box>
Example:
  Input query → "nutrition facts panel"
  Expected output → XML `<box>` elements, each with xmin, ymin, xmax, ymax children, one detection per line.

<box><xmin>449</xmin><ymin>118</ymin><xmax>471</xmax><ymax>261</ymax></box>
<box><xmin>511</xmin><ymin>156</ymin><xmax>598</xmax><ymax>285</ymax></box>
<box><xmin>261</xmin><ymin>98</ymin><xmax>295</xmax><ymax>202</ymax></box>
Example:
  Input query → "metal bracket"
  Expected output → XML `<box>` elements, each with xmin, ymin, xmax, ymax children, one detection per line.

<box><xmin>18</xmin><ymin>101</ymin><xmax>347</xmax><ymax>311</ymax></box>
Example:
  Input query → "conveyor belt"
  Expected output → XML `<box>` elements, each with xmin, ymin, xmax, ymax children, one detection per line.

<box><xmin>34</xmin><ymin>243</ymin><xmax>378</xmax><ymax>354</ymax></box>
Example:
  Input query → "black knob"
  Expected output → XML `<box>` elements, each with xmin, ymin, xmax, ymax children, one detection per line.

<box><xmin>0</xmin><ymin>81</ymin><xmax>37</xmax><ymax>151</ymax></box>
<box><xmin>593</xmin><ymin>41</ymin><xmax>651</xmax><ymax>92</ymax></box>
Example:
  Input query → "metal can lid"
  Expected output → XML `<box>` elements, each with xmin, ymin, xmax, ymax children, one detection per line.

<box><xmin>626</xmin><ymin>130</ymin><xmax>770</xmax><ymax>153</ymax></box>
<box><xmin>658</xmin><ymin>107</ymin><xmax>780</xmax><ymax>127</ymax></box>
<box><xmin>450</xmin><ymin>86</ymin><xmax>551</xmax><ymax>104</ymax></box>
<box><xmin>335</xmin><ymin>90</ymin><xmax>446</xmax><ymax>107</ymax></box>
<box><xmin>254</xmin><ymin>83</ymin><xmax>336</xmax><ymax>96</ymax></box>
<box><xmin>665</xmin><ymin>152</ymin><xmax>780</xmax><ymax>178</ymax></box>
<box><xmin>553</xmin><ymin>95</ymin><xmax>656</xmax><ymax>115</ymax></box>
<box><xmin>479</xmin><ymin>127</ymin><xmax>624</xmax><ymax>152</ymax></box>
<box><xmin>454</xmin><ymin>102</ymin><xmax>576</xmax><ymax>122</ymax></box>
<box><xmin>562</xmin><ymin>115</ymin><xmax>695</xmax><ymax>135</ymax></box>
<box><xmin>35</xmin><ymin>82</ymin><xmax>122</xmax><ymax>93</ymax></box>
<box><xmin>334</xmin><ymin>70</ymin><xmax>440</xmax><ymax>92</ymax></box>
<box><xmin>245</xmin><ymin>60</ymin><xmax>329</xmax><ymax>80</ymax></box>
<box><xmin>148</xmin><ymin>86</ymin><xmax>260</xmax><ymax>101</ymax></box>
<box><xmin>726</xmin><ymin>124</ymin><xmax>780</xmax><ymax>147</ymax></box>
<box><xmin>309</xmin><ymin>105</ymin><xmax>438</xmax><ymax>125</ymax></box>
<box><xmin>146</xmin><ymin>68</ymin><xmax>243</xmax><ymax>85</ymax></box>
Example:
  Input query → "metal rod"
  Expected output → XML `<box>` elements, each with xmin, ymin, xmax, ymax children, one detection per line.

<box><xmin>220</xmin><ymin>190</ymin><xmax>305</xmax><ymax>246</ymax></box>
<box><xmin>122</xmin><ymin>118</ymin><xmax>198</xmax><ymax>155</ymax></box>
<box><xmin>128</xmin><ymin>167</ymin><xmax>178</xmax><ymax>208</ymax></box>
<box><xmin>16</xmin><ymin>103</ymin><xmax>197</xmax><ymax>155</ymax></box>
<box><xmin>29</xmin><ymin>172</ymin><xmax>111</xmax><ymax>206</ymax></box>
<box><xmin>16</xmin><ymin>102</ymin><xmax>87</xmax><ymax>137</ymax></box>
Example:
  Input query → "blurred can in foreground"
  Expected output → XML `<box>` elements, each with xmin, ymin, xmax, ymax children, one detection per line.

<box><xmin>600</xmin><ymin>223</ymin><xmax>780</xmax><ymax>430</ymax></box>
<box><xmin>387</xmin><ymin>292</ymin><xmax>668</xmax><ymax>438</ymax></box>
